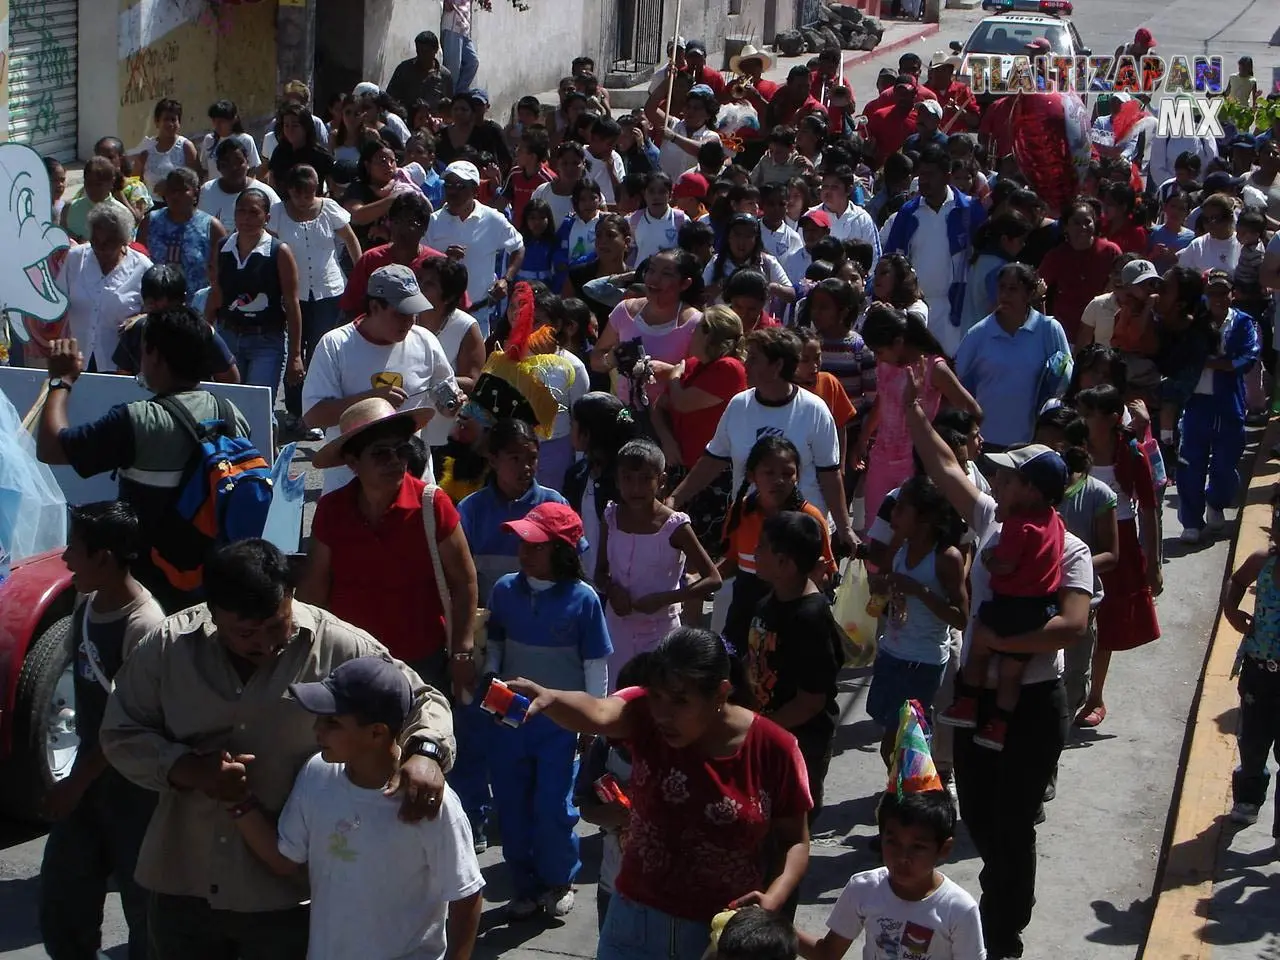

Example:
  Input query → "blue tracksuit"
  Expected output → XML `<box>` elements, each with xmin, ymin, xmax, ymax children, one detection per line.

<box><xmin>452</xmin><ymin>480</ymin><xmax>570</xmax><ymax>834</ymax></box>
<box><xmin>1177</xmin><ymin>307</ymin><xmax>1259</xmax><ymax>531</ymax></box>
<box><xmin>486</xmin><ymin>574</ymin><xmax>613</xmax><ymax>899</ymax></box>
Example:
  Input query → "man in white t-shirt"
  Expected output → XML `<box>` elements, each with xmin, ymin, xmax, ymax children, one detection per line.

<box><xmin>425</xmin><ymin>161</ymin><xmax>523</xmax><ymax>334</ymax></box>
<box><xmin>302</xmin><ymin>265</ymin><xmax>457</xmax><ymax>493</ymax></box>
<box><xmin>231</xmin><ymin>655</ymin><xmax>484</xmax><ymax>960</ymax></box>
<box><xmin>669</xmin><ymin>327</ymin><xmax>857</xmax><ymax>550</ymax></box>
<box><xmin>197</xmin><ymin>138</ymin><xmax>281</xmax><ymax>227</ymax></box>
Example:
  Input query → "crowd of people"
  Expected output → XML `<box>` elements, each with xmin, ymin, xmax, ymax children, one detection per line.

<box><xmin>20</xmin><ymin>11</ymin><xmax>1280</xmax><ymax>960</ymax></box>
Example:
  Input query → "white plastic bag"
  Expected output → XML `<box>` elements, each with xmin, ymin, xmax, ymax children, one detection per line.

<box><xmin>261</xmin><ymin>442</ymin><xmax>306</xmax><ymax>555</ymax></box>
<box><xmin>832</xmin><ymin>558</ymin><xmax>878</xmax><ymax>668</ymax></box>
<box><xmin>0</xmin><ymin>391</ymin><xmax>67</xmax><ymax>576</ymax></box>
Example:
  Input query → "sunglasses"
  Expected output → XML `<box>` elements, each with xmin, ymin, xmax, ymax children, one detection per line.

<box><xmin>363</xmin><ymin>441</ymin><xmax>416</xmax><ymax>464</ymax></box>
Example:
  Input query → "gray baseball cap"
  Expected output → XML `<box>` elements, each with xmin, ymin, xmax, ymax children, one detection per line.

<box><xmin>368</xmin><ymin>264</ymin><xmax>432</xmax><ymax>315</ymax></box>
<box><xmin>1120</xmin><ymin>259</ymin><xmax>1160</xmax><ymax>287</ymax></box>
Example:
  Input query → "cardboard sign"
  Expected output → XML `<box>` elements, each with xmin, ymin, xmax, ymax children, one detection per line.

<box><xmin>0</xmin><ymin>368</ymin><xmax>276</xmax><ymax>507</ymax></box>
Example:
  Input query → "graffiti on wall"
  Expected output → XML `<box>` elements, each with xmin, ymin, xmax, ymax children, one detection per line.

<box><xmin>7</xmin><ymin>0</ymin><xmax>74</xmax><ymax>140</ymax></box>
<box><xmin>121</xmin><ymin>38</ymin><xmax>180</xmax><ymax>106</ymax></box>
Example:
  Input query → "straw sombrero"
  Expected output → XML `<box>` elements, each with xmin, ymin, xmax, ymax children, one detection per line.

<box><xmin>729</xmin><ymin>44</ymin><xmax>775</xmax><ymax>75</ymax></box>
<box><xmin>312</xmin><ymin>396</ymin><xmax>434</xmax><ymax>470</ymax></box>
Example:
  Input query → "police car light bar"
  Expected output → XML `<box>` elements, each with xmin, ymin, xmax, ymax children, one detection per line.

<box><xmin>980</xmin><ymin>0</ymin><xmax>1073</xmax><ymax>13</ymax></box>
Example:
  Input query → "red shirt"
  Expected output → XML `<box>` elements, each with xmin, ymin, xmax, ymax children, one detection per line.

<box><xmin>1105</xmin><ymin>218</ymin><xmax>1149</xmax><ymax>256</ymax></box>
<box><xmin>338</xmin><ymin>243</ymin><xmax>449</xmax><ymax>314</ymax></box>
<box><xmin>936</xmin><ymin>80</ymin><xmax>980</xmax><ymax>132</ymax></box>
<box><xmin>864</xmin><ymin>83</ymin><xmax>938</xmax><ymax>114</ymax></box>
<box><xmin>978</xmin><ymin>95</ymin><xmax>1018</xmax><ymax>158</ymax></box>
<box><xmin>503</xmin><ymin>164</ymin><xmax>554</xmax><ymax>225</ymax></box>
<box><xmin>613</xmin><ymin>687</ymin><xmax>812</xmax><ymax>922</ymax></box>
<box><xmin>769</xmin><ymin>90</ymin><xmax>827</xmax><ymax>127</ymax></box>
<box><xmin>311</xmin><ymin>474</ymin><xmax>460</xmax><ymax>662</ymax></box>
<box><xmin>670</xmin><ymin>356</ymin><xmax>746</xmax><ymax>467</ymax></box>
<box><xmin>695</xmin><ymin>65</ymin><xmax>727</xmax><ymax>98</ymax></box>
<box><xmin>865</xmin><ymin>104</ymin><xmax>918</xmax><ymax>166</ymax></box>
<box><xmin>988</xmin><ymin>507</ymin><xmax>1064</xmax><ymax>597</ymax></box>
<box><xmin>809</xmin><ymin>71</ymin><xmax>850</xmax><ymax>103</ymax></box>
<box><xmin>1038</xmin><ymin>238</ymin><xmax>1122</xmax><ymax>342</ymax></box>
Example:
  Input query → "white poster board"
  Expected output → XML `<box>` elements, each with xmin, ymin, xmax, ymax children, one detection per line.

<box><xmin>0</xmin><ymin>368</ymin><xmax>276</xmax><ymax>507</ymax></box>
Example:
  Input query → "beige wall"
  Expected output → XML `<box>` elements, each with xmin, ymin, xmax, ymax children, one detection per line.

<box><xmin>366</xmin><ymin>0</ymin><xmax>442</xmax><ymax>92</ymax></box>
<box><xmin>80</xmin><ymin>0</ymin><xmax>279</xmax><ymax>156</ymax></box>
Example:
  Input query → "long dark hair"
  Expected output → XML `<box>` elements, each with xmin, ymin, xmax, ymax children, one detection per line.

<box><xmin>520</xmin><ymin>197</ymin><xmax>558</xmax><ymax>245</ymax></box>
<box><xmin>896</xmin><ymin>474</ymin><xmax>964</xmax><ymax>551</ymax></box>
<box><xmin>711</xmin><ymin>215</ymin><xmax>765</xmax><ymax>284</ymax></box>
<box><xmin>874</xmin><ymin>252</ymin><xmax>922</xmax><ymax>309</ymax></box>
<box><xmin>861</xmin><ymin>302</ymin><xmax>947</xmax><ymax>358</ymax></box>
<box><xmin>572</xmin><ymin>392</ymin><xmax>640</xmax><ymax>476</ymax></box>
<box><xmin>1065</xmin><ymin>342</ymin><xmax>1127</xmax><ymax>403</ymax></box>
<box><xmin>722</xmin><ymin>436</ymin><xmax>804</xmax><ymax>553</ymax></box>
<box><xmin>647</xmin><ymin>627</ymin><xmax>742</xmax><ymax>703</ymax></box>
<box><xmin>275</xmin><ymin>101</ymin><xmax>320</xmax><ymax>153</ymax></box>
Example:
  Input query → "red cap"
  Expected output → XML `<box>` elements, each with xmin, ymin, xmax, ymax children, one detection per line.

<box><xmin>800</xmin><ymin>209</ymin><xmax>832</xmax><ymax>230</ymax></box>
<box><xmin>502</xmin><ymin>502</ymin><xmax>584</xmax><ymax>548</ymax></box>
<box><xmin>1025</xmin><ymin>37</ymin><xmax>1053</xmax><ymax>53</ymax></box>
<box><xmin>1134</xmin><ymin>27</ymin><xmax>1155</xmax><ymax>47</ymax></box>
<box><xmin>672</xmin><ymin>171</ymin><xmax>709</xmax><ymax>200</ymax></box>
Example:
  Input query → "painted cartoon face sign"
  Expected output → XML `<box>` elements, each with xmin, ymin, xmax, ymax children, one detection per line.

<box><xmin>0</xmin><ymin>143</ymin><xmax>71</xmax><ymax>333</ymax></box>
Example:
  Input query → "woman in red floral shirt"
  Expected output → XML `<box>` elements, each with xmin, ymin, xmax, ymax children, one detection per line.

<box><xmin>512</xmin><ymin>627</ymin><xmax>812</xmax><ymax>960</ymax></box>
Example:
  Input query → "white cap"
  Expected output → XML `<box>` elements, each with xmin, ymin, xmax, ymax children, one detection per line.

<box><xmin>443</xmin><ymin>160</ymin><xmax>481</xmax><ymax>184</ymax></box>
<box><xmin>353</xmin><ymin>81</ymin><xmax>381</xmax><ymax>98</ymax></box>
<box><xmin>918</xmin><ymin>99</ymin><xmax>943</xmax><ymax>118</ymax></box>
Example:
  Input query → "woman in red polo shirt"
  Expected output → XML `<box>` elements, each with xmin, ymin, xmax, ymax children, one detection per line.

<box><xmin>299</xmin><ymin>397</ymin><xmax>479</xmax><ymax>695</ymax></box>
<box><xmin>1038</xmin><ymin>198</ymin><xmax>1121</xmax><ymax>343</ymax></box>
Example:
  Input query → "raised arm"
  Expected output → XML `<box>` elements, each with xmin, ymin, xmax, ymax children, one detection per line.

<box><xmin>904</xmin><ymin>367</ymin><xmax>983</xmax><ymax>523</ymax></box>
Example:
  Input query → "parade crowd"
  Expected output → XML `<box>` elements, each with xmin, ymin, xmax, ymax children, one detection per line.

<box><xmin>20</xmin><ymin>5</ymin><xmax>1280</xmax><ymax>960</ymax></box>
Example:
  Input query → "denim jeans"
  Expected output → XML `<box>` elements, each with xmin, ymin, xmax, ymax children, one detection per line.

<box><xmin>218</xmin><ymin>325</ymin><xmax>285</xmax><ymax>401</ymax></box>
<box><xmin>448</xmin><ymin>698</ymin><xmax>494</xmax><ymax>834</ymax></box>
<box><xmin>442</xmin><ymin>28</ymin><xmax>479</xmax><ymax>93</ymax></box>
<box><xmin>597</xmin><ymin>895</ymin><xmax>711</xmax><ymax>960</ymax></box>
<box><xmin>39</xmin><ymin>770</ymin><xmax>155</xmax><ymax>960</ymax></box>
<box><xmin>1233</xmin><ymin>657</ymin><xmax>1280</xmax><ymax>836</ymax></box>
<box><xmin>285</xmin><ymin>296</ymin><xmax>342</xmax><ymax>418</ymax></box>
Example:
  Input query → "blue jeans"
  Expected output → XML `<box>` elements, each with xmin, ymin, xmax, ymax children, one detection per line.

<box><xmin>597</xmin><ymin>895</ymin><xmax>711</xmax><ymax>960</ymax></box>
<box><xmin>285</xmin><ymin>296</ymin><xmax>342</xmax><ymax>418</ymax></box>
<box><xmin>442</xmin><ymin>28</ymin><xmax>479</xmax><ymax>93</ymax></box>
<box><xmin>448</xmin><ymin>698</ymin><xmax>494</xmax><ymax>833</ymax></box>
<box><xmin>489</xmin><ymin>712</ymin><xmax>581</xmax><ymax>899</ymax></box>
<box><xmin>218</xmin><ymin>325</ymin><xmax>286</xmax><ymax>429</ymax></box>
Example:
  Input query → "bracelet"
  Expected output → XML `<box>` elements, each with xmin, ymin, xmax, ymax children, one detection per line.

<box><xmin>450</xmin><ymin>650</ymin><xmax>474</xmax><ymax>661</ymax></box>
<box><xmin>228</xmin><ymin>795</ymin><xmax>261</xmax><ymax>819</ymax></box>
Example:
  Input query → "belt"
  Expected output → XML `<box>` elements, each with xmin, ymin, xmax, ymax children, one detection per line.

<box><xmin>1246</xmin><ymin>655</ymin><xmax>1280</xmax><ymax>673</ymax></box>
<box><xmin>218</xmin><ymin>319</ymin><xmax>282</xmax><ymax>336</ymax></box>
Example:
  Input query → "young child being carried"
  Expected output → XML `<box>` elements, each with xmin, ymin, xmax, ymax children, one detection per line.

<box><xmin>939</xmin><ymin>445</ymin><xmax>1068</xmax><ymax>752</ymax></box>
<box><xmin>232</xmin><ymin>655</ymin><xmax>485</xmax><ymax>960</ymax></box>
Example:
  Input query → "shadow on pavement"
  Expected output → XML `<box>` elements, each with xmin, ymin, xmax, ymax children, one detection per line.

<box><xmin>0</xmin><ymin>876</ymin><xmax>40</xmax><ymax>952</ymax></box>
<box><xmin>1086</xmin><ymin>895</ymin><xmax>1156</xmax><ymax>947</ymax></box>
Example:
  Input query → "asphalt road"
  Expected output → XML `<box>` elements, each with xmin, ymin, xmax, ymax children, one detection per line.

<box><xmin>3</xmin><ymin>1</ymin><xmax>1279</xmax><ymax>958</ymax></box>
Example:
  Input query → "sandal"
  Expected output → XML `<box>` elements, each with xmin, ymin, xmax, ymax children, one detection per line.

<box><xmin>1074</xmin><ymin>704</ymin><xmax>1106</xmax><ymax>728</ymax></box>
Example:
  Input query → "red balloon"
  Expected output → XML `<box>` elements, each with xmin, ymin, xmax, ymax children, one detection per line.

<box><xmin>1011</xmin><ymin>92</ymin><xmax>1079</xmax><ymax>217</ymax></box>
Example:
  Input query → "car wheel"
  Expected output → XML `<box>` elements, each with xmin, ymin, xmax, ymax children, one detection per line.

<box><xmin>0</xmin><ymin>615</ymin><xmax>78</xmax><ymax>821</ymax></box>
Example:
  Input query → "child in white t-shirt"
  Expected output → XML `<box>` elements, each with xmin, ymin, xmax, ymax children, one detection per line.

<box><xmin>231</xmin><ymin>655</ymin><xmax>485</xmax><ymax>960</ymax></box>
<box><xmin>799</xmin><ymin>706</ymin><xmax>984</xmax><ymax>960</ymax></box>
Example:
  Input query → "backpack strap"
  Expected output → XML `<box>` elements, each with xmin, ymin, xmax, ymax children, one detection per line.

<box><xmin>153</xmin><ymin>394</ymin><xmax>209</xmax><ymax>446</ymax></box>
<box><xmin>213</xmin><ymin>395</ymin><xmax>237</xmax><ymax>438</ymax></box>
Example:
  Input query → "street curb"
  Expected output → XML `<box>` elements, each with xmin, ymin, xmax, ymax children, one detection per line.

<box><xmin>841</xmin><ymin>23</ymin><xmax>940</xmax><ymax>72</ymax></box>
<box><xmin>945</xmin><ymin>0</ymin><xmax>983</xmax><ymax>8</ymax></box>
<box><xmin>1138</xmin><ymin>422</ymin><xmax>1280</xmax><ymax>960</ymax></box>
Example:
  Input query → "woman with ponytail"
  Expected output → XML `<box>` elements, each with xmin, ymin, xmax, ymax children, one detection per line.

<box><xmin>858</xmin><ymin>303</ymin><xmax>980</xmax><ymax>526</ymax></box>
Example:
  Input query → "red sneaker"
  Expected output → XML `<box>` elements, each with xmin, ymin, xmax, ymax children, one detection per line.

<box><xmin>973</xmin><ymin>716</ymin><xmax>1008</xmax><ymax>751</ymax></box>
<box><xmin>938</xmin><ymin>697</ymin><xmax>979</xmax><ymax>729</ymax></box>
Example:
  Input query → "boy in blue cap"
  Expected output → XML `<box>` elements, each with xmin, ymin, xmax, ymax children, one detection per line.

<box><xmin>231</xmin><ymin>655</ymin><xmax>484</xmax><ymax>960</ymax></box>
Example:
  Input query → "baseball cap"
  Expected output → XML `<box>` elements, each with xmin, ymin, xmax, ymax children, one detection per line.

<box><xmin>1120</xmin><ymin>259</ymin><xmax>1160</xmax><ymax>286</ymax></box>
<box><xmin>799</xmin><ymin>209</ymin><xmax>832</xmax><ymax>230</ymax></box>
<box><xmin>443</xmin><ymin>160</ymin><xmax>481</xmax><ymax>184</ymax></box>
<box><xmin>368</xmin><ymin>264</ymin><xmax>432</xmax><ymax>314</ymax></box>
<box><xmin>502</xmin><ymin>502</ymin><xmax>585</xmax><ymax>548</ymax></box>
<box><xmin>1228</xmin><ymin>134</ymin><xmax>1257</xmax><ymax>152</ymax></box>
<box><xmin>1205</xmin><ymin>268</ymin><xmax>1234</xmax><ymax>289</ymax></box>
<box><xmin>1025</xmin><ymin>37</ymin><xmax>1053</xmax><ymax>54</ymax></box>
<box><xmin>688</xmin><ymin>83</ymin><xmax>717</xmax><ymax>100</ymax></box>
<box><xmin>983</xmin><ymin>444</ymin><xmax>1068</xmax><ymax>506</ymax></box>
<box><xmin>685</xmin><ymin>39</ymin><xmax>707</xmax><ymax>56</ymax></box>
<box><xmin>1134</xmin><ymin>27</ymin><xmax>1156</xmax><ymax>48</ymax></box>
<box><xmin>1203</xmin><ymin>171</ymin><xmax>1245</xmax><ymax>194</ymax></box>
<box><xmin>672</xmin><ymin>171</ymin><xmax>710</xmax><ymax>200</ymax></box>
<box><xmin>894</xmin><ymin>73</ymin><xmax>916</xmax><ymax>89</ymax></box>
<box><xmin>353</xmin><ymin>81</ymin><xmax>381</xmax><ymax>98</ymax></box>
<box><xmin>918</xmin><ymin>99</ymin><xmax>943</xmax><ymax>118</ymax></box>
<box><xmin>467</xmin><ymin>88</ymin><xmax>491</xmax><ymax>106</ymax></box>
<box><xmin>290</xmin><ymin>655</ymin><xmax>413</xmax><ymax>732</ymax></box>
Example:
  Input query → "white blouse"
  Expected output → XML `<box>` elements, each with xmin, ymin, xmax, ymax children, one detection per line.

<box><xmin>268</xmin><ymin>199</ymin><xmax>351</xmax><ymax>300</ymax></box>
<box><xmin>56</xmin><ymin>245</ymin><xmax>153</xmax><ymax>369</ymax></box>
<box><xmin>423</xmin><ymin>309</ymin><xmax>480</xmax><ymax>447</ymax></box>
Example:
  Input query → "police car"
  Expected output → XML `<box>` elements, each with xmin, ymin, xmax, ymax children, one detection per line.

<box><xmin>949</xmin><ymin>0</ymin><xmax>1091</xmax><ymax>105</ymax></box>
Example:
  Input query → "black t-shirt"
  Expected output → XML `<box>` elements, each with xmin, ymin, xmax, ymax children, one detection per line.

<box><xmin>72</xmin><ymin>602</ymin><xmax>129</xmax><ymax>752</ymax></box>
<box><xmin>1022</xmin><ymin>221</ymin><xmax>1061</xmax><ymax>269</ymax></box>
<box><xmin>112</xmin><ymin>314</ymin><xmax>236</xmax><ymax>378</ymax></box>
<box><xmin>267</xmin><ymin>143</ymin><xmax>336</xmax><ymax>190</ymax></box>
<box><xmin>434</xmin><ymin>121</ymin><xmax>512</xmax><ymax>172</ymax></box>
<box><xmin>745</xmin><ymin>591</ymin><xmax>843</xmax><ymax>742</ymax></box>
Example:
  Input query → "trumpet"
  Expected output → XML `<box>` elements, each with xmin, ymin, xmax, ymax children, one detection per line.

<box><xmin>727</xmin><ymin>74</ymin><xmax>755</xmax><ymax>100</ymax></box>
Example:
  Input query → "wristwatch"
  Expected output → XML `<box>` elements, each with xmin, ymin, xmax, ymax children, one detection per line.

<box><xmin>450</xmin><ymin>650</ymin><xmax>474</xmax><ymax>661</ymax></box>
<box><xmin>409</xmin><ymin>739</ymin><xmax>446</xmax><ymax>765</ymax></box>
<box><xmin>48</xmin><ymin>377</ymin><xmax>73</xmax><ymax>392</ymax></box>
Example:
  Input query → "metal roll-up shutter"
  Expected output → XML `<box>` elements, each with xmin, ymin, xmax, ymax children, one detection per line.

<box><xmin>7</xmin><ymin>0</ymin><xmax>79</xmax><ymax>160</ymax></box>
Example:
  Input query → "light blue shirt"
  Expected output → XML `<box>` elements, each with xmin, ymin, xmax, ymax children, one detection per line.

<box><xmin>457</xmin><ymin>480</ymin><xmax>570</xmax><ymax>599</ymax></box>
<box><xmin>954</xmin><ymin>310</ymin><xmax>1071</xmax><ymax>447</ymax></box>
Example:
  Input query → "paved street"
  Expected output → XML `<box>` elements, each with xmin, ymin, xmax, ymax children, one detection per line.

<box><xmin>2</xmin><ymin>1</ymin><xmax>1279</xmax><ymax>958</ymax></box>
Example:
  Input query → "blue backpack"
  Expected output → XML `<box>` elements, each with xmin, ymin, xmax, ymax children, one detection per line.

<box><xmin>150</xmin><ymin>395</ymin><xmax>273</xmax><ymax>595</ymax></box>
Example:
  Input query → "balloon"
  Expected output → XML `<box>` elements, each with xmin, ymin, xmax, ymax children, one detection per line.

<box><xmin>1010</xmin><ymin>91</ymin><xmax>1090</xmax><ymax>217</ymax></box>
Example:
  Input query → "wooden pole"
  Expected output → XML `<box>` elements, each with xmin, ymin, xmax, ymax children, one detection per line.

<box><xmin>663</xmin><ymin>0</ymin><xmax>685</xmax><ymax>132</ymax></box>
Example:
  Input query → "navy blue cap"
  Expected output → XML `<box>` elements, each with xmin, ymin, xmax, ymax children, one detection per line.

<box><xmin>1228</xmin><ymin>135</ymin><xmax>1256</xmax><ymax>152</ymax></box>
<box><xmin>290</xmin><ymin>655</ymin><xmax>412</xmax><ymax>731</ymax></box>
<box><xmin>467</xmin><ymin>88</ymin><xmax>490</xmax><ymax>105</ymax></box>
<box><xmin>685</xmin><ymin>39</ymin><xmax>707</xmax><ymax>55</ymax></box>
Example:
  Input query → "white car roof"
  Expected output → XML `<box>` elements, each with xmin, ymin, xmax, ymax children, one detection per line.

<box><xmin>976</xmin><ymin>13</ymin><xmax>1068</xmax><ymax>26</ymax></box>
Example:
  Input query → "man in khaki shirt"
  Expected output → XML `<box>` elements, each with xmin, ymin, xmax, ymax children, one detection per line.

<box><xmin>101</xmin><ymin>539</ymin><xmax>458</xmax><ymax>960</ymax></box>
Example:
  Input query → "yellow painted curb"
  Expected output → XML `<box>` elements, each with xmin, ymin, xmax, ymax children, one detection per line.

<box><xmin>1140</xmin><ymin>423</ymin><xmax>1280</xmax><ymax>960</ymax></box>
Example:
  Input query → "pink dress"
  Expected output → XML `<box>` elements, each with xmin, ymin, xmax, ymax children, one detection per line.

<box><xmin>603</xmin><ymin>503</ymin><xmax>691</xmax><ymax>689</ymax></box>
<box><xmin>607</xmin><ymin>300</ymin><xmax>700</xmax><ymax>406</ymax></box>
<box><xmin>864</xmin><ymin>357</ymin><xmax>946</xmax><ymax>524</ymax></box>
